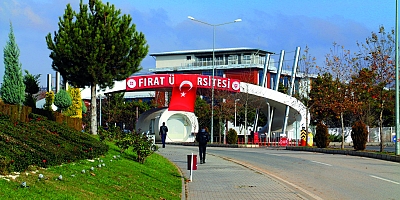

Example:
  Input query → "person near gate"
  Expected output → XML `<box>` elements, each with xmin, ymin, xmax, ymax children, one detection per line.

<box><xmin>196</xmin><ymin>126</ymin><xmax>210</xmax><ymax>164</ymax></box>
<box><xmin>159</xmin><ymin>122</ymin><xmax>168</xmax><ymax>148</ymax></box>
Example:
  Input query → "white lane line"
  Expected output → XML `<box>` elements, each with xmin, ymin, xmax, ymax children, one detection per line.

<box><xmin>268</xmin><ymin>154</ymin><xmax>282</xmax><ymax>156</ymax></box>
<box><xmin>370</xmin><ymin>175</ymin><xmax>400</xmax><ymax>185</ymax></box>
<box><xmin>311</xmin><ymin>160</ymin><xmax>332</xmax><ymax>166</ymax></box>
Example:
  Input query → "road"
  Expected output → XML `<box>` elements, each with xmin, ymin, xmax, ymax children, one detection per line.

<box><xmin>206</xmin><ymin>147</ymin><xmax>400</xmax><ymax>199</ymax></box>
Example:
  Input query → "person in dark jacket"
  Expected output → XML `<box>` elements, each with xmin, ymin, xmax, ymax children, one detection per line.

<box><xmin>159</xmin><ymin>122</ymin><xmax>168</xmax><ymax>148</ymax></box>
<box><xmin>196</xmin><ymin>127</ymin><xmax>210</xmax><ymax>164</ymax></box>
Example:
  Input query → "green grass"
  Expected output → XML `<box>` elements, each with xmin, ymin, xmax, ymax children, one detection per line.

<box><xmin>0</xmin><ymin>143</ymin><xmax>182</xmax><ymax>199</ymax></box>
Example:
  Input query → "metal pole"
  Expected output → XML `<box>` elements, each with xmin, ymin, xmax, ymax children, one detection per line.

<box><xmin>396</xmin><ymin>0</ymin><xmax>400</xmax><ymax>155</ymax></box>
<box><xmin>234</xmin><ymin>100</ymin><xmax>237</xmax><ymax>127</ymax></box>
<box><xmin>99</xmin><ymin>95</ymin><xmax>102</xmax><ymax>127</ymax></box>
<box><xmin>211</xmin><ymin>25</ymin><xmax>215</xmax><ymax>143</ymax></box>
<box><xmin>187</xmin><ymin>16</ymin><xmax>241</xmax><ymax>143</ymax></box>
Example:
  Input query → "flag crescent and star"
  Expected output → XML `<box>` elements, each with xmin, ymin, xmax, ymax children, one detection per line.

<box><xmin>179</xmin><ymin>80</ymin><xmax>193</xmax><ymax>97</ymax></box>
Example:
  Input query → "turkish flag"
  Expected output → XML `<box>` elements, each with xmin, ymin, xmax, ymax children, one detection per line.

<box><xmin>168</xmin><ymin>74</ymin><xmax>197</xmax><ymax>112</ymax></box>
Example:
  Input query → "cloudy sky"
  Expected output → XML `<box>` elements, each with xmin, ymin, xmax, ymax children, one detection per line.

<box><xmin>0</xmin><ymin>0</ymin><xmax>396</xmax><ymax>86</ymax></box>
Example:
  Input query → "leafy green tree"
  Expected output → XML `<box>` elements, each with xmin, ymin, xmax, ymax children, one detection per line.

<box><xmin>1</xmin><ymin>23</ymin><xmax>25</xmax><ymax>105</ymax></box>
<box><xmin>54</xmin><ymin>89</ymin><xmax>72</xmax><ymax>112</ymax></box>
<box><xmin>194</xmin><ymin>96</ymin><xmax>211</xmax><ymax>131</ymax></box>
<box><xmin>46</xmin><ymin>0</ymin><xmax>149</xmax><ymax>134</ymax></box>
<box><xmin>309</xmin><ymin>73</ymin><xmax>336</xmax><ymax>123</ymax></box>
<box><xmin>23</xmin><ymin>70</ymin><xmax>41</xmax><ymax>108</ymax></box>
<box><xmin>103</xmin><ymin>92</ymin><xmax>125</xmax><ymax>127</ymax></box>
<box><xmin>122</xmin><ymin>99</ymin><xmax>151</xmax><ymax>130</ymax></box>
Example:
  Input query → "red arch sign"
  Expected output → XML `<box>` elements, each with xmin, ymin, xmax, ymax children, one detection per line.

<box><xmin>125</xmin><ymin>74</ymin><xmax>241</xmax><ymax>112</ymax></box>
<box><xmin>126</xmin><ymin>74</ymin><xmax>241</xmax><ymax>92</ymax></box>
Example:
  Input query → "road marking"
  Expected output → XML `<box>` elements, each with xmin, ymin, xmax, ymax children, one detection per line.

<box><xmin>268</xmin><ymin>154</ymin><xmax>282</xmax><ymax>156</ymax></box>
<box><xmin>311</xmin><ymin>161</ymin><xmax>332</xmax><ymax>166</ymax></box>
<box><xmin>370</xmin><ymin>175</ymin><xmax>400</xmax><ymax>185</ymax></box>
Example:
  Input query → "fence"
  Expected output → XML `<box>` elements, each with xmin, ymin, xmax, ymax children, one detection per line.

<box><xmin>0</xmin><ymin>103</ymin><xmax>82</xmax><ymax>131</ymax></box>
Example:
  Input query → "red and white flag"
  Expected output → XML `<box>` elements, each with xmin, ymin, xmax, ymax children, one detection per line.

<box><xmin>168</xmin><ymin>74</ymin><xmax>197</xmax><ymax>112</ymax></box>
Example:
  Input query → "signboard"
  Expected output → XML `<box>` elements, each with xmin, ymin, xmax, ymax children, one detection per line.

<box><xmin>126</xmin><ymin>74</ymin><xmax>241</xmax><ymax>92</ymax></box>
<box><xmin>279</xmin><ymin>137</ymin><xmax>288</xmax><ymax>146</ymax></box>
<box><xmin>300</xmin><ymin>129</ymin><xmax>307</xmax><ymax>146</ymax></box>
<box><xmin>254</xmin><ymin>132</ymin><xmax>259</xmax><ymax>144</ymax></box>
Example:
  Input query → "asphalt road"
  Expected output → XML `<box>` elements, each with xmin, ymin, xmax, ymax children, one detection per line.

<box><xmin>206</xmin><ymin>147</ymin><xmax>400</xmax><ymax>200</ymax></box>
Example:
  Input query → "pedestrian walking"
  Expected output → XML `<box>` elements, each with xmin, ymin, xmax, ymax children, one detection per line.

<box><xmin>196</xmin><ymin>127</ymin><xmax>210</xmax><ymax>164</ymax></box>
<box><xmin>159</xmin><ymin>122</ymin><xmax>168</xmax><ymax>148</ymax></box>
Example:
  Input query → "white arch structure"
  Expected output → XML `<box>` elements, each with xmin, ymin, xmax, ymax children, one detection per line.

<box><xmin>80</xmin><ymin>77</ymin><xmax>308</xmax><ymax>142</ymax></box>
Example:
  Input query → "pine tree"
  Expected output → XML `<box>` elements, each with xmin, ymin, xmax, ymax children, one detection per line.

<box><xmin>46</xmin><ymin>0</ymin><xmax>148</xmax><ymax>134</ymax></box>
<box><xmin>1</xmin><ymin>23</ymin><xmax>25</xmax><ymax>105</ymax></box>
<box><xmin>23</xmin><ymin>70</ymin><xmax>41</xmax><ymax>108</ymax></box>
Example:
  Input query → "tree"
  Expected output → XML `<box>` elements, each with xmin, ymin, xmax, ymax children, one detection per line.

<box><xmin>46</xmin><ymin>0</ymin><xmax>149</xmax><ymax>134</ymax></box>
<box><xmin>103</xmin><ymin>92</ymin><xmax>125</xmax><ymax>128</ymax></box>
<box><xmin>54</xmin><ymin>89</ymin><xmax>72</xmax><ymax>112</ymax></box>
<box><xmin>63</xmin><ymin>87</ymin><xmax>83</xmax><ymax>118</ymax></box>
<box><xmin>297</xmin><ymin>45</ymin><xmax>318</xmax><ymax>145</ymax></box>
<box><xmin>315</xmin><ymin>121</ymin><xmax>330</xmax><ymax>148</ymax></box>
<box><xmin>350</xmin><ymin>68</ymin><xmax>377</xmax><ymax>125</ymax></box>
<box><xmin>1</xmin><ymin>23</ymin><xmax>25</xmax><ymax>105</ymax></box>
<box><xmin>309</xmin><ymin>73</ymin><xmax>336</xmax><ymax>123</ymax></box>
<box><xmin>351</xmin><ymin>120</ymin><xmax>368</xmax><ymax>150</ymax></box>
<box><xmin>23</xmin><ymin>70</ymin><xmax>41</xmax><ymax>108</ymax></box>
<box><xmin>320</xmin><ymin>43</ymin><xmax>358</xmax><ymax>149</ymax></box>
<box><xmin>194</xmin><ymin>96</ymin><xmax>211</xmax><ymax>131</ymax></box>
<box><xmin>356</xmin><ymin>25</ymin><xmax>395</xmax><ymax>152</ymax></box>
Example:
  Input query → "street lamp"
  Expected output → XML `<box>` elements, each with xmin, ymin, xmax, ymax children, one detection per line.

<box><xmin>188</xmin><ymin>16</ymin><xmax>242</xmax><ymax>143</ymax></box>
<box><xmin>234</xmin><ymin>99</ymin><xmax>240</xmax><ymax>127</ymax></box>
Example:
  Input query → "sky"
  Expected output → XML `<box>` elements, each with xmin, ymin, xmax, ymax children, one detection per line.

<box><xmin>0</xmin><ymin>0</ymin><xmax>396</xmax><ymax>87</ymax></box>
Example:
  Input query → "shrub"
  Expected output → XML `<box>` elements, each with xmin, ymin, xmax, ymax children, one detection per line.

<box><xmin>315</xmin><ymin>121</ymin><xmax>330</xmax><ymax>148</ymax></box>
<box><xmin>54</xmin><ymin>89</ymin><xmax>72</xmax><ymax>112</ymax></box>
<box><xmin>351</xmin><ymin>120</ymin><xmax>368</xmax><ymax>150</ymax></box>
<box><xmin>0</xmin><ymin>156</ymin><xmax>14</xmax><ymax>175</ymax></box>
<box><xmin>115</xmin><ymin>130</ymin><xmax>158</xmax><ymax>164</ymax></box>
<box><xmin>0</xmin><ymin>113</ymin><xmax>108</xmax><ymax>172</ymax></box>
<box><xmin>44</xmin><ymin>91</ymin><xmax>55</xmax><ymax>111</ymax></box>
<box><xmin>226</xmin><ymin>128</ymin><xmax>238</xmax><ymax>144</ymax></box>
<box><xmin>63</xmin><ymin>87</ymin><xmax>82</xmax><ymax>118</ymax></box>
<box><xmin>131</xmin><ymin>132</ymin><xmax>158</xmax><ymax>164</ymax></box>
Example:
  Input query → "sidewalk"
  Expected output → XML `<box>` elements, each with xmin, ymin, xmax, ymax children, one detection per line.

<box><xmin>157</xmin><ymin>144</ymin><xmax>310</xmax><ymax>200</ymax></box>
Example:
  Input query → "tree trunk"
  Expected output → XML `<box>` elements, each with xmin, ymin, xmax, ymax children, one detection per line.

<box><xmin>340</xmin><ymin>112</ymin><xmax>345</xmax><ymax>149</ymax></box>
<box><xmin>90</xmin><ymin>84</ymin><xmax>97</xmax><ymax>135</ymax></box>
<box><xmin>379</xmin><ymin>102</ymin><xmax>384</xmax><ymax>152</ymax></box>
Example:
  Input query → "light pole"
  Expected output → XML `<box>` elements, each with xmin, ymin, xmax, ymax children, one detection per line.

<box><xmin>188</xmin><ymin>16</ymin><xmax>242</xmax><ymax>143</ymax></box>
<box><xmin>234</xmin><ymin>99</ymin><xmax>240</xmax><ymax>127</ymax></box>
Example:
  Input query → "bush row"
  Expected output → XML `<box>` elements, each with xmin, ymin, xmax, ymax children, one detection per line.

<box><xmin>0</xmin><ymin>112</ymin><xmax>108</xmax><ymax>173</ymax></box>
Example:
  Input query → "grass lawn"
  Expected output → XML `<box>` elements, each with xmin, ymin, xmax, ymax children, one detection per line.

<box><xmin>0</xmin><ymin>143</ymin><xmax>182</xmax><ymax>200</ymax></box>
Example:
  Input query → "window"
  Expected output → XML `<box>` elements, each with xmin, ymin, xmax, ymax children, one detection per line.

<box><xmin>228</xmin><ymin>55</ymin><xmax>238</xmax><ymax>65</ymax></box>
<box><xmin>243</xmin><ymin>55</ymin><xmax>251</xmax><ymax>64</ymax></box>
<box><xmin>186</xmin><ymin>56</ymin><xmax>191</xmax><ymax>60</ymax></box>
